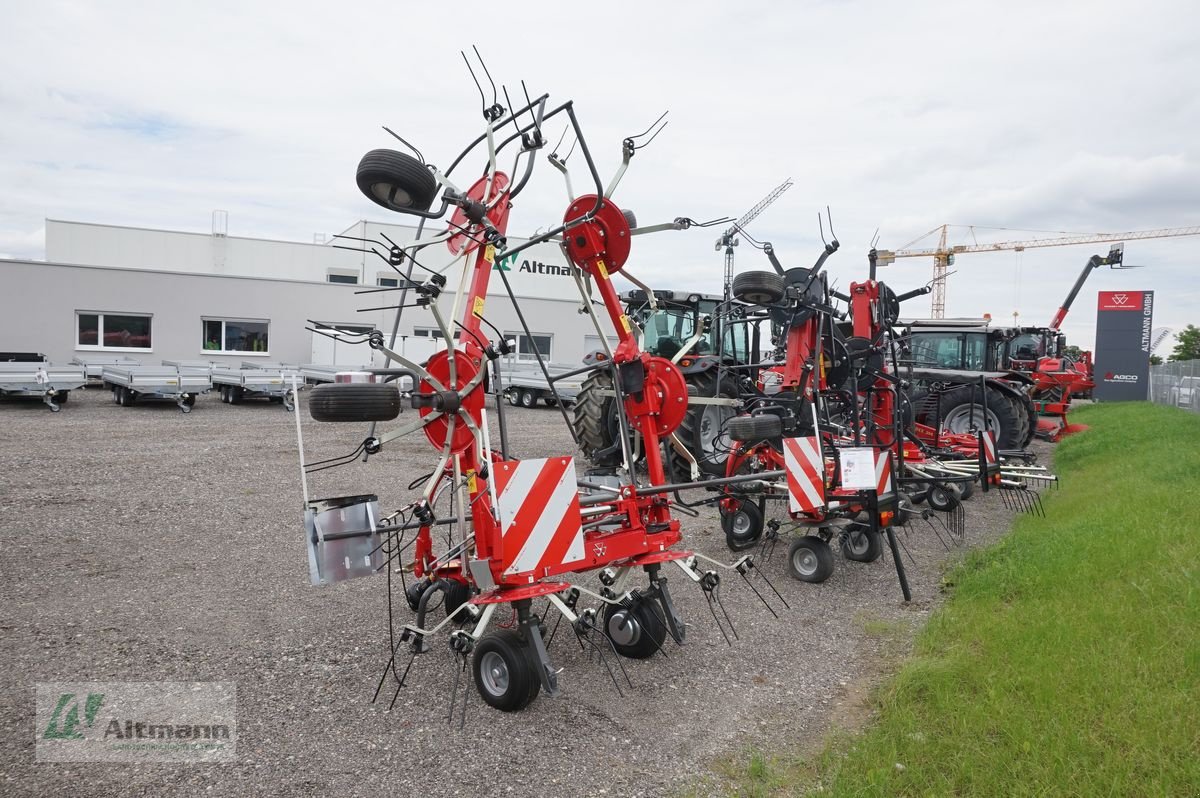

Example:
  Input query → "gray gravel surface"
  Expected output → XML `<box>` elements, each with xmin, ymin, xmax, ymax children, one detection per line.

<box><xmin>0</xmin><ymin>387</ymin><xmax>1047</xmax><ymax>797</ymax></box>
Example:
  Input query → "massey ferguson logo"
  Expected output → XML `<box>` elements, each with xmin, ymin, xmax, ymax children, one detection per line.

<box><xmin>1111</xmin><ymin>294</ymin><xmax>1129</xmax><ymax>305</ymax></box>
<box><xmin>1103</xmin><ymin>372</ymin><xmax>1139</xmax><ymax>383</ymax></box>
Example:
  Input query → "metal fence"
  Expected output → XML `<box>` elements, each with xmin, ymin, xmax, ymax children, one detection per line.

<box><xmin>1149</xmin><ymin>361</ymin><xmax>1200</xmax><ymax>412</ymax></box>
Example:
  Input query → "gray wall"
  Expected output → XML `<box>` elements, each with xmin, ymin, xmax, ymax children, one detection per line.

<box><xmin>0</xmin><ymin>259</ymin><xmax>602</xmax><ymax>367</ymax></box>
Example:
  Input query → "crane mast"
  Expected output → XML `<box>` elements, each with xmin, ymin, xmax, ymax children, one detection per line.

<box><xmin>717</xmin><ymin>178</ymin><xmax>793</xmax><ymax>301</ymax></box>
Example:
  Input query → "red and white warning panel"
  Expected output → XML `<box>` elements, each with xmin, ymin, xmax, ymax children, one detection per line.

<box><xmin>982</xmin><ymin>430</ymin><xmax>997</xmax><ymax>464</ymax></box>
<box><xmin>493</xmin><ymin>457</ymin><xmax>585</xmax><ymax>580</ymax></box>
<box><xmin>783</xmin><ymin>436</ymin><xmax>826</xmax><ymax>514</ymax></box>
<box><xmin>874</xmin><ymin>449</ymin><xmax>894</xmax><ymax>500</ymax></box>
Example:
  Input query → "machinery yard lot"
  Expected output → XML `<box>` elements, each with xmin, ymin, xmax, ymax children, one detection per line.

<box><xmin>0</xmin><ymin>388</ymin><xmax>1031</xmax><ymax>797</ymax></box>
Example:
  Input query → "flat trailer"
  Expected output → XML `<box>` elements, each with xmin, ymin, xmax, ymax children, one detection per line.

<box><xmin>298</xmin><ymin>363</ymin><xmax>374</xmax><ymax>384</ymax></box>
<box><xmin>212</xmin><ymin>368</ymin><xmax>298</xmax><ymax>410</ymax></box>
<box><xmin>500</xmin><ymin>360</ymin><xmax>585</xmax><ymax>408</ymax></box>
<box><xmin>101</xmin><ymin>365</ymin><xmax>212</xmax><ymax>413</ymax></box>
<box><xmin>0</xmin><ymin>362</ymin><xmax>86</xmax><ymax>412</ymax></box>
<box><xmin>70</xmin><ymin>355</ymin><xmax>142</xmax><ymax>383</ymax></box>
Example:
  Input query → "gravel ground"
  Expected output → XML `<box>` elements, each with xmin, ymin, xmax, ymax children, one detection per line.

<box><xmin>0</xmin><ymin>386</ymin><xmax>1048</xmax><ymax>797</ymax></box>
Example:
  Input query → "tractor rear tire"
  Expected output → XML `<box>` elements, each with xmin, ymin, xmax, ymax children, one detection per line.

<box><xmin>726</xmin><ymin>414</ymin><xmax>782</xmax><ymax>443</ymax></box>
<box><xmin>732</xmin><ymin>271</ymin><xmax>786</xmax><ymax>306</ymax></box>
<box><xmin>673</xmin><ymin>370</ymin><xmax>739</xmax><ymax>478</ymax></box>
<box><xmin>356</xmin><ymin>149</ymin><xmax>439</xmax><ymax>213</ymax></box>
<box><xmin>932</xmin><ymin>385</ymin><xmax>1024</xmax><ymax>450</ymax></box>
<box><xmin>308</xmin><ymin>383</ymin><xmax>401</xmax><ymax>422</ymax></box>
<box><xmin>574</xmin><ymin>370</ymin><xmax>623</xmax><ymax>466</ymax></box>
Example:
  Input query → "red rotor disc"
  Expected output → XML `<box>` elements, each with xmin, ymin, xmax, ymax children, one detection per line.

<box><xmin>447</xmin><ymin>172</ymin><xmax>510</xmax><ymax>256</ymax></box>
<box><xmin>626</xmin><ymin>356</ymin><xmax>688</xmax><ymax>437</ymax></box>
<box><xmin>420</xmin><ymin>349</ymin><xmax>484</xmax><ymax>454</ymax></box>
<box><xmin>561</xmin><ymin>194</ymin><xmax>632</xmax><ymax>277</ymax></box>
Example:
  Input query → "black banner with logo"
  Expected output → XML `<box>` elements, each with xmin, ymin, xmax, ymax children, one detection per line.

<box><xmin>1093</xmin><ymin>290</ymin><xmax>1153</xmax><ymax>401</ymax></box>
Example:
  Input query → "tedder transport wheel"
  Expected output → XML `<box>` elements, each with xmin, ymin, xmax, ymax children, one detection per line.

<box><xmin>308</xmin><ymin>383</ymin><xmax>401</xmax><ymax>422</ymax></box>
<box><xmin>472</xmin><ymin>629</ymin><xmax>541</xmax><ymax>712</ymax></box>
<box><xmin>356</xmin><ymin>149</ymin><xmax>439</xmax><ymax>213</ymax></box>
<box><xmin>841</xmin><ymin>523</ymin><xmax>882</xmax><ymax>563</ymax></box>
<box><xmin>935</xmin><ymin>384</ymin><xmax>1024</xmax><ymax>450</ymax></box>
<box><xmin>927</xmin><ymin>484</ymin><xmax>961</xmax><ymax>512</ymax></box>
<box><xmin>673</xmin><ymin>370</ymin><xmax>739</xmax><ymax>478</ymax></box>
<box><xmin>732</xmin><ymin>270</ymin><xmax>786</xmax><ymax>306</ymax></box>
<box><xmin>787</xmin><ymin>535</ymin><xmax>835</xmax><ymax>583</ymax></box>
<box><xmin>573</xmin><ymin>369</ymin><xmax>623</xmax><ymax>466</ymax></box>
<box><xmin>721</xmin><ymin>499</ymin><xmax>764</xmax><ymax>551</ymax></box>
<box><xmin>603</xmin><ymin>599</ymin><xmax>668</xmax><ymax>659</ymax></box>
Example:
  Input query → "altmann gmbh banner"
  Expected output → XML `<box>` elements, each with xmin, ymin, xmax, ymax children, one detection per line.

<box><xmin>1093</xmin><ymin>290</ymin><xmax>1154</xmax><ymax>401</ymax></box>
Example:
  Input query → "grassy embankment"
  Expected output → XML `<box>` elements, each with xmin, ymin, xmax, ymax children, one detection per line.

<box><xmin>732</xmin><ymin>402</ymin><xmax>1200</xmax><ymax>796</ymax></box>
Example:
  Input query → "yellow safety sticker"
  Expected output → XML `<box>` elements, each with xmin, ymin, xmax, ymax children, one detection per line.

<box><xmin>484</xmin><ymin>244</ymin><xmax>495</xmax><ymax>264</ymax></box>
<box><xmin>596</xmin><ymin>259</ymin><xmax>609</xmax><ymax>280</ymax></box>
<box><xmin>620</xmin><ymin>314</ymin><xmax>632</xmax><ymax>333</ymax></box>
<box><xmin>473</xmin><ymin>296</ymin><xmax>485</xmax><ymax>318</ymax></box>
<box><xmin>467</xmin><ymin>471</ymin><xmax>478</xmax><ymax>493</ymax></box>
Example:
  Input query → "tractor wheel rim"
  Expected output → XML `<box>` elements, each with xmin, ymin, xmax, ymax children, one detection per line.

<box><xmin>479</xmin><ymin>651</ymin><xmax>510</xmax><ymax>697</ymax></box>
<box><xmin>793</xmin><ymin>547</ymin><xmax>818</xmax><ymax>575</ymax></box>
<box><xmin>607</xmin><ymin>609</ymin><xmax>641</xmax><ymax>646</ymax></box>
<box><xmin>700</xmin><ymin>404</ymin><xmax>735</xmax><ymax>462</ymax></box>
<box><xmin>942</xmin><ymin>405</ymin><xmax>1001</xmax><ymax>435</ymax></box>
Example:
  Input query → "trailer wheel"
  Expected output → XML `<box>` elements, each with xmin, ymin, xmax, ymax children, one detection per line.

<box><xmin>520</xmin><ymin>389</ymin><xmax>537</xmax><ymax>408</ymax></box>
<box><xmin>732</xmin><ymin>270</ymin><xmax>786</xmax><ymax>306</ymax></box>
<box><xmin>726</xmin><ymin>414</ymin><xmax>782</xmax><ymax>443</ymax></box>
<box><xmin>55</xmin><ymin>391</ymin><xmax>69</xmax><ymax>404</ymax></box>
<box><xmin>472</xmin><ymin>629</ymin><xmax>540</xmax><ymax>711</ymax></box>
<box><xmin>229</xmin><ymin>386</ymin><xmax>244</xmax><ymax>405</ymax></box>
<box><xmin>119</xmin><ymin>387</ymin><xmax>136</xmax><ymax>407</ymax></box>
<box><xmin>283</xmin><ymin>390</ymin><xmax>296</xmax><ymax>412</ymax></box>
<box><xmin>787</xmin><ymin>535</ymin><xmax>834</xmax><ymax>582</ymax></box>
<box><xmin>308</xmin><ymin>383</ymin><xmax>401</xmax><ymax>422</ymax></box>
<box><xmin>674</xmin><ymin>370</ymin><xmax>739</xmax><ymax>478</ymax></box>
<box><xmin>721</xmin><ymin>499</ymin><xmax>764</xmax><ymax>551</ymax></box>
<box><xmin>841</xmin><ymin>523</ymin><xmax>882</xmax><ymax>563</ymax></box>
<box><xmin>182</xmin><ymin>394</ymin><xmax>196</xmax><ymax>407</ymax></box>
<box><xmin>356</xmin><ymin>149</ymin><xmax>439</xmax><ymax>213</ymax></box>
<box><xmin>927</xmin><ymin>484</ymin><xmax>960</xmax><ymax>512</ymax></box>
<box><xmin>543</xmin><ymin>395</ymin><xmax>558</xmax><ymax>407</ymax></box>
<box><xmin>603</xmin><ymin>599</ymin><xmax>667</xmax><ymax>659</ymax></box>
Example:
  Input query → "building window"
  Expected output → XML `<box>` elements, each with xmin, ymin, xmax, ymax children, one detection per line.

<box><xmin>327</xmin><ymin>272</ymin><xmax>358</xmax><ymax>284</ymax></box>
<box><xmin>77</xmin><ymin>312</ymin><xmax>152</xmax><ymax>350</ymax></box>
<box><xmin>203</xmin><ymin>318</ymin><xmax>270</xmax><ymax>353</ymax></box>
<box><xmin>377</xmin><ymin>276</ymin><xmax>399</xmax><ymax>287</ymax></box>
<box><xmin>412</xmin><ymin>327</ymin><xmax>445</xmax><ymax>339</ymax></box>
<box><xmin>506</xmin><ymin>331</ymin><xmax>552</xmax><ymax>362</ymax></box>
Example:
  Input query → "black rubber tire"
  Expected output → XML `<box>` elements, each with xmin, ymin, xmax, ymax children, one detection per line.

<box><xmin>721</xmin><ymin>499</ymin><xmax>764</xmax><ymax>552</ymax></box>
<box><xmin>356</xmin><ymin>149</ymin><xmax>439</xmax><ymax>213</ymax></box>
<box><xmin>732</xmin><ymin>270</ymin><xmax>786</xmax><ymax>306</ymax></box>
<box><xmin>472</xmin><ymin>629</ymin><xmax>540</xmax><ymax>712</ymax></box>
<box><xmin>182</xmin><ymin>394</ymin><xmax>196</xmax><ymax>407</ymax></box>
<box><xmin>520</xmin><ymin>389</ymin><xmax>536</xmax><ymax>409</ymax></box>
<box><xmin>955</xmin><ymin>479</ymin><xmax>975</xmax><ymax>501</ymax></box>
<box><xmin>55</xmin><ymin>391</ymin><xmax>69</xmax><ymax>404</ymax></box>
<box><xmin>841</xmin><ymin>523</ymin><xmax>882</xmax><ymax>563</ymax></box>
<box><xmin>932</xmin><ymin>385</ymin><xmax>1024</xmax><ymax>450</ymax></box>
<box><xmin>603</xmin><ymin>600</ymin><xmax>667</xmax><ymax>659</ymax></box>
<box><xmin>219</xmin><ymin>386</ymin><xmax>229</xmax><ymax>403</ymax></box>
<box><xmin>119</xmin><ymin>387</ymin><xmax>135</xmax><ymax>407</ymax></box>
<box><xmin>229</xmin><ymin>386</ymin><xmax>244</xmax><ymax>405</ymax></box>
<box><xmin>444</xmin><ymin>580</ymin><xmax>472</xmax><ymax>623</ymax></box>
<box><xmin>726</xmin><ymin>414</ymin><xmax>782</xmax><ymax>443</ymax></box>
<box><xmin>927</xmin><ymin>484</ymin><xmax>960</xmax><ymax>512</ymax></box>
<box><xmin>506</xmin><ymin>389</ymin><xmax>519</xmax><ymax>406</ymax></box>
<box><xmin>574</xmin><ymin>370</ymin><xmax>623</xmax><ymax>466</ymax></box>
<box><xmin>787</xmin><ymin>535</ymin><xmax>835</xmax><ymax>583</ymax></box>
<box><xmin>308</xmin><ymin>383</ymin><xmax>401</xmax><ymax>422</ymax></box>
<box><xmin>673</xmin><ymin>370</ymin><xmax>738</xmax><ymax>478</ymax></box>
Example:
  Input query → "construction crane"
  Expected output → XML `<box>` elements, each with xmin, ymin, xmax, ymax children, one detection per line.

<box><xmin>716</xmin><ymin>178</ymin><xmax>793</xmax><ymax>301</ymax></box>
<box><xmin>876</xmin><ymin>224</ymin><xmax>1200</xmax><ymax>318</ymax></box>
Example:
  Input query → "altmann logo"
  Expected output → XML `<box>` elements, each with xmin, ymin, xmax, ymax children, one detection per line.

<box><xmin>1104</xmin><ymin>372</ymin><xmax>1139</xmax><ymax>383</ymax></box>
<box><xmin>494</xmin><ymin>254</ymin><xmax>571</xmax><ymax>277</ymax></box>
<box><xmin>43</xmin><ymin>691</ymin><xmax>105</xmax><ymax>739</ymax></box>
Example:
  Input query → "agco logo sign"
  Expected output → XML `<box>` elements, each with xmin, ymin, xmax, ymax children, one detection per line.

<box><xmin>1103</xmin><ymin>372</ymin><xmax>1139</xmax><ymax>383</ymax></box>
<box><xmin>1111</xmin><ymin>294</ymin><xmax>1129</xmax><ymax>305</ymax></box>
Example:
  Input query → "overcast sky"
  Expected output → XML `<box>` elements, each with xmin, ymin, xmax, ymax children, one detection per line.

<box><xmin>3</xmin><ymin>0</ymin><xmax>1198</xmax><ymax>351</ymax></box>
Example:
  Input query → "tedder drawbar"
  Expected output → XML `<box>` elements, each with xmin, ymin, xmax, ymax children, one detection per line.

<box><xmin>293</xmin><ymin>59</ymin><xmax>788</xmax><ymax>717</ymax></box>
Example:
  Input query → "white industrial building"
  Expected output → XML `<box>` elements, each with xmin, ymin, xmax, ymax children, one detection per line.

<box><xmin>1</xmin><ymin>216</ymin><xmax>616</xmax><ymax>368</ymax></box>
